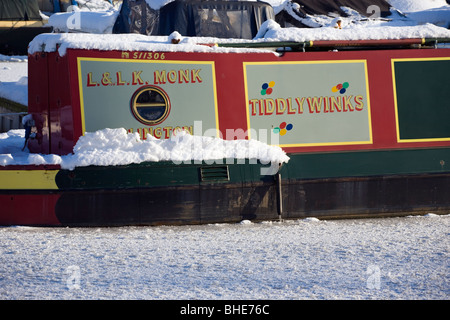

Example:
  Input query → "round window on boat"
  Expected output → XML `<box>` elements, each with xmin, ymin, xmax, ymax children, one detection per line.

<box><xmin>130</xmin><ymin>86</ymin><xmax>171</xmax><ymax>126</ymax></box>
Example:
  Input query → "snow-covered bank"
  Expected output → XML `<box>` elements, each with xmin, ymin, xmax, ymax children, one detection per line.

<box><xmin>0</xmin><ymin>128</ymin><xmax>289</xmax><ymax>170</ymax></box>
<box><xmin>0</xmin><ymin>58</ymin><xmax>28</xmax><ymax>107</ymax></box>
<box><xmin>0</xmin><ymin>214</ymin><xmax>448</xmax><ymax>300</ymax></box>
<box><xmin>0</xmin><ymin>54</ymin><xmax>27</xmax><ymax>62</ymax></box>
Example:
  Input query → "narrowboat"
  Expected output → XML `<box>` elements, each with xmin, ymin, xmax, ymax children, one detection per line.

<box><xmin>0</xmin><ymin>0</ymin><xmax>449</xmax><ymax>227</ymax></box>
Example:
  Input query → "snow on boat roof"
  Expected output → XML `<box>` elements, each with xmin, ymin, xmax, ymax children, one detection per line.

<box><xmin>28</xmin><ymin>20</ymin><xmax>450</xmax><ymax>57</ymax></box>
<box><xmin>27</xmin><ymin>32</ymin><xmax>277</xmax><ymax>56</ymax></box>
<box><xmin>257</xmin><ymin>19</ymin><xmax>450</xmax><ymax>42</ymax></box>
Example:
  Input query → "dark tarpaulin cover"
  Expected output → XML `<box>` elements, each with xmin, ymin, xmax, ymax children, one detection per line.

<box><xmin>293</xmin><ymin>0</ymin><xmax>392</xmax><ymax>17</ymax></box>
<box><xmin>113</xmin><ymin>0</ymin><xmax>159</xmax><ymax>35</ymax></box>
<box><xmin>159</xmin><ymin>0</ymin><xmax>274</xmax><ymax>39</ymax></box>
<box><xmin>114</xmin><ymin>0</ymin><xmax>274</xmax><ymax>39</ymax></box>
<box><xmin>0</xmin><ymin>0</ymin><xmax>42</xmax><ymax>20</ymax></box>
<box><xmin>276</xmin><ymin>0</ymin><xmax>393</xmax><ymax>28</ymax></box>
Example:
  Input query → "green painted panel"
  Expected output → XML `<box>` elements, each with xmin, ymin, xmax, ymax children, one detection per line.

<box><xmin>394</xmin><ymin>59</ymin><xmax>450</xmax><ymax>141</ymax></box>
<box><xmin>77</xmin><ymin>58</ymin><xmax>218</xmax><ymax>138</ymax></box>
<box><xmin>55</xmin><ymin>162</ymin><xmax>200</xmax><ymax>190</ymax></box>
<box><xmin>281</xmin><ymin>148</ymin><xmax>450</xmax><ymax>179</ymax></box>
<box><xmin>55</xmin><ymin>148</ymin><xmax>450</xmax><ymax>190</ymax></box>
<box><xmin>55</xmin><ymin>160</ymin><xmax>276</xmax><ymax>190</ymax></box>
<box><xmin>244</xmin><ymin>61</ymin><xmax>372</xmax><ymax>147</ymax></box>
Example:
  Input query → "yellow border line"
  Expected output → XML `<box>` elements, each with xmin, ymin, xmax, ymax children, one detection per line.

<box><xmin>211</xmin><ymin>62</ymin><xmax>220</xmax><ymax>135</ymax></box>
<box><xmin>77</xmin><ymin>57</ymin><xmax>220</xmax><ymax>137</ymax></box>
<box><xmin>0</xmin><ymin>170</ymin><xmax>59</xmax><ymax>190</ymax></box>
<box><xmin>243</xmin><ymin>60</ymin><xmax>373</xmax><ymax>147</ymax></box>
<box><xmin>391</xmin><ymin>57</ymin><xmax>450</xmax><ymax>143</ymax></box>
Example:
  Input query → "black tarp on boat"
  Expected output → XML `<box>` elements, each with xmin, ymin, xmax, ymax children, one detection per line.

<box><xmin>112</xmin><ymin>0</ymin><xmax>159</xmax><ymax>35</ymax></box>
<box><xmin>276</xmin><ymin>0</ymin><xmax>393</xmax><ymax>28</ymax></box>
<box><xmin>159</xmin><ymin>0</ymin><xmax>274</xmax><ymax>39</ymax></box>
<box><xmin>291</xmin><ymin>0</ymin><xmax>392</xmax><ymax>17</ymax></box>
<box><xmin>113</xmin><ymin>0</ymin><xmax>275</xmax><ymax>39</ymax></box>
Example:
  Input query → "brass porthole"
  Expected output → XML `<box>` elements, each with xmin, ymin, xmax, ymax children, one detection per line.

<box><xmin>130</xmin><ymin>86</ymin><xmax>171</xmax><ymax>126</ymax></box>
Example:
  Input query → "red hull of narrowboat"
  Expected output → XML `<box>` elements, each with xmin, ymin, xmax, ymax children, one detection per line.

<box><xmin>1</xmin><ymin>39</ymin><xmax>449</xmax><ymax>226</ymax></box>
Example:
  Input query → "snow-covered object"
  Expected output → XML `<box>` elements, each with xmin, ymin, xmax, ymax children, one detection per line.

<box><xmin>47</xmin><ymin>9</ymin><xmax>119</xmax><ymax>34</ymax></box>
<box><xmin>0</xmin><ymin>128</ymin><xmax>290</xmax><ymax>170</ymax></box>
<box><xmin>0</xmin><ymin>61</ymin><xmax>28</xmax><ymax>106</ymax></box>
<box><xmin>28</xmin><ymin>18</ymin><xmax>450</xmax><ymax>57</ymax></box>
<box><xmin>256</xmin><ymin>19</ymin><xmax>450</xmax><ymax>42</ymax></box>
<box><xmin>387</xmin><ymin>0</ymin><xmax>449</xmax><ymax>12</ymax></box>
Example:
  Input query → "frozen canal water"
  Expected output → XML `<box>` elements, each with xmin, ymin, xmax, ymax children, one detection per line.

<box><xmin>0</xmin><ymin>214</ymin><xmax>448</xmax><ymax>300</ymax></box>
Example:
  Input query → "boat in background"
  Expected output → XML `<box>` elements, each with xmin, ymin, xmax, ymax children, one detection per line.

<box><xmin>0</xmin><ymin>0</ymin><xmax>53</xmax><ymax>55</ymax></box>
